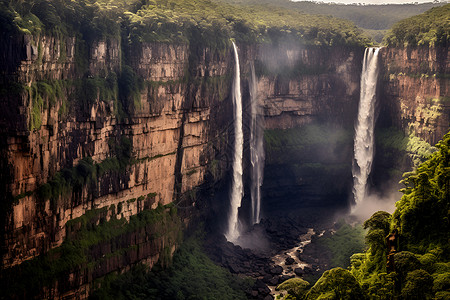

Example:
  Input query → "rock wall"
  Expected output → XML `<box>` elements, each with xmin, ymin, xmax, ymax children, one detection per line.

<box><xmin>253</xmin><ymin>45</ymin><xmax>364</xmax><ymax>213</ymax></box>
<box><xmin>379</xmin><ymin>46</ymin><xmax>449</xmax><ymax>145</ymax></box>
<box><xmin>368</xmin><ymin>46</ymin><xmax>449</xmax><ymax>191</ymax></box>
<box><xmin>257</xmin><ymin>46</ymin><xmax>363</xmax><ymax>129</ymax></box>
<box><xmin>0</xmin><ymin>33</ymin><xmax>234</xmax><ymax>284</ymax></box>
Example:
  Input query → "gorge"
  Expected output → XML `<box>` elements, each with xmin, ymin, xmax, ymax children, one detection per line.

<box><xmin>0</xmin><ymin>1</ymin><xmax>449</xmax><ymax>299</ymax></box>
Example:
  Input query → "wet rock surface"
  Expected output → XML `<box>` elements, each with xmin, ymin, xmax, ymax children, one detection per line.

<box><xmin>204</xmin><ymin>209</ymin><xmax>339</xmax><ymax>299</ymax></box>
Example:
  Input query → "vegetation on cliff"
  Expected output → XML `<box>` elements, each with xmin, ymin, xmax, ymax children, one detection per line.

<box><xmin>89</xmin><ymin>233</ymin><xmax>251</xmax><ymax>300</ymax></box>
<box><xmin>219</xmin><ymin>0</ymin><xmax>445</xmax><ymax>43</ymax></box>
<box><xmin>384</xmin><ymin>4</ymin><xmax>450</xmax><ymax>47</ymax></box>
<box><xmin>351</xmin><ymin>131</ymin><xmax>449</xmax><ymax>299</ymax></box>
<box><xmin>0</xmin><ymin>203</ymin><xmax>182</xmax><ymax>298</ymax></box>
<box><xmin>221</xmin><ymin>0</ymin><xmax>443</xmax><ymax>31</ymax></box>
<box><xmin>1</xmin><ymin>0</ymin><xmax>370</xmax><ymax>47</ymax></box>
<box><xmin>278</xmin><ymin>131</ymin><xmax>449</xmax><ymax>299</ymax></box>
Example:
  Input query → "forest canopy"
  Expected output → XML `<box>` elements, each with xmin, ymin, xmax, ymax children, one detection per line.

<box><xmin>1</xmin><ymin>0</ymin><xmax>371</xmax><ymax>47</ymax></box>
<box><xmin>384</xmin><ymin>4</ymin><xmax>450</xmax><ymax>47</ymax></box>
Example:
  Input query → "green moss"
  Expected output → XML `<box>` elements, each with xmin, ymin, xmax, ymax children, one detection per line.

<box><xmin>186</xmin><ymin>169</ymin><xmax>197</xmax><ymax>176</ymax></box>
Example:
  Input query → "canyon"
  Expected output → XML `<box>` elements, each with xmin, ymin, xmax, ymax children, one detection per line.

<box><xmin>0</xmin><ymin>30</ymin><xmax>448</xmax><ymax>298</ymax></box>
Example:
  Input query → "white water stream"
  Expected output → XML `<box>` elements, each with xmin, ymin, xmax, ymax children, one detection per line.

<box><xmin>352</xmin><ymin>47</ymin><xmax>380</xmax><ymax>207</ymax></box>
<box><xmin>249</xmin><ymin>62</ymin><xmax>264</xmax><ymax>224</ymax></box>
<box><xmin>226</xmin><ymin>42</ymin><xmax>244</xmax><ymax>242</ymax></box>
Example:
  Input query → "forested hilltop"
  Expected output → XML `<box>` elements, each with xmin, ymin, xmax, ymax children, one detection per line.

<box><xmin>384</xmin><ymin>4</ymin><xmax>449</xmax><ymax>47</ymax></box>
<box><xmin>0</xmin><ymin>0</ymin><xmax>370</xmax><ymax>47</ymax></box>
<box><xmin>219</xmin><ymin>0</ymin><xmax>447</xmax><ymax>43</ymax></box>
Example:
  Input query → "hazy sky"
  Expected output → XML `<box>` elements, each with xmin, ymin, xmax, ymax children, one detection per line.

<box><xmin>293</xmin><ymin>0</ymin><xmax>445</xmax><ymax>4</ymax></box>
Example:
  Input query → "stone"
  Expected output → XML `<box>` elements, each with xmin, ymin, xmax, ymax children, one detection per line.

<box><xmin>270</xmin><ymin>265</ymin><xmax>283</xmax><ymax>275</ymax></box>
<box><xmin>279</xmin><ymin>275</ymin><xmax>294</xmax><ymax>283</ymax></box>
<box><xmin>285</xmin><ymin>257</ymin><xmax>295</xmax><ymax>265</ymax></box>
<box><xmin>268</xmin><ymin>276</ymin><xmax>279</xmax><ymax>286</ymax></box>
<box><xmin>294</xmin><ymin>268</ymin><xmax>304</xmax><ymax>276</ymax></box>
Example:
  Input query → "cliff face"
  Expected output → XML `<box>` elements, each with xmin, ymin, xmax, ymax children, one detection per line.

<box><xmin>379</xmin><ymin>46</ymin><xmax>449</xmax><ymax>145</ymax></box>
<box><xmin>369</xmin><ymin>46</ymin><xmax>449</xmax><ymax>191</ymax></box>
<box><xmin>0</xmin><ymin>33</ymin><xmax>234</xmax><ymax>294</ymax></box>
<box><xmin>258</xmin><ymin>46</ymin><xmax>362</xmax><ymax>129</ymax></box>
<box><xmin>254</xmin><ymin>45</ymin><xmax>363</xmax><ymax>213</ymax></box>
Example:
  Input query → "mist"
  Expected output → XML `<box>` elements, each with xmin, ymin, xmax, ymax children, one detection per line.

<box><xmin>350</xmin><ymin>187</ymin><xmax>400</xmax><ymax>221</ymax></box>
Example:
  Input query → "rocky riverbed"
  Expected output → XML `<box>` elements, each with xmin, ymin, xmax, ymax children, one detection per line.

<box><xmin>204</xmin><ymin>211</ymin><xmax>339</xmax><ymax>300</ymax></box>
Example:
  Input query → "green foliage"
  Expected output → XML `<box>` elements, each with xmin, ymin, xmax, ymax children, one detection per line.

<box><xmin>305</xmin><ymin>267</ymin><xmax>366</xmax><ymax>300</ymax></box>
<box><xmin>89</xmin><ymin>234</ymin><xmax>250</xmax><ymax>300</ymax></box>
<box><xmin>4</xmin><ymin>0</ymin><xmax>122</xmax><ymax>38</ymax></box>
<box><xmin>376</xmin><ymin>127</ymin><xmax>436</xmax><ymax>168</ymax></box>
<box><xmin>384</xmin><ymin>4</ymin><xmax>450</xmax><ymax>47</ymax></box>
<box><xmin>220</xmin><ymin>0</ymin><xmax>443</xmax><ymax>31</ymax></box>
<box><xmin>401</xmin><ymin>269</ymin><xmax>434</xmax><ymax>300</ymax></box>
<box><xmin>393</xmin><ymin>251</ymin><xmax>422</xmax><ymax>282</ymax></box>
<box><xmin>24</xmin><ymin>79</ymin><xmax>69</xmax><ymax>130</ymax></box>
<box><xmin>276</xmin><ymin>278</ymin><xmax>310</xmax><ymax>299</ymax></box>
<box><xmin>122</xmin><ymin>0</ymin><xmax>370</xmax><ymax>47</ymax></box>
<box><xmin>349</xmin><ymin>131</ymin><xmax>450</xmax><ymax>299</ymax></box>
<box><xmin>360</xmin><ymin>211</ymin><xmax>392</xmax><ymax>274</ymax></box>
<box><xmin>118</xmin><ymin>65</ymin><xmax>144</xmax><ymax>111</ymax></box>
<box><xmin>1</xmin><ymin>203</ymin><xmax>181</xmax><ymax>298</ymax></box>
<box><xmin>316</xmin><ymin>222</ymin><xmax>366</xmax><ymax>268</ymax></box>
<box><xmin>31</xmin><ymin>157</ymin><xmax>97</xmax><ymax>204</ymax></box>
<box><xmin>394</xmin><ymin>132</ymin><xmax>450</xmax><ymax>253</ymax></box>
<box><xmin>4</xmin><ymin>0</ymin><xmax>369</xmax><ymax>48</ymax></box>
<box><xmin>363</xmin><ymin>272</ymin><xmax>396</xmax><ymax>300</ymax></box>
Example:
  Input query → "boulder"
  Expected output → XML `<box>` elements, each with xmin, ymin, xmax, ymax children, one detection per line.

<box><xmin>270</xmin><ymin>265</ymin><xmax>283</xmax><ymax>275</ymax></box>
<box><xmin>285</xmin><ymin>257</ymin><xmax>295</xmax><ymax>265</ymax></box>
<box><xmin>294</xmin><ymin>268</ymin><xmax>304</xmax><ymax>276</ymax></box>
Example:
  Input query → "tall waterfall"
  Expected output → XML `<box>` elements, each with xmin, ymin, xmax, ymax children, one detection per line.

<box><xmin>352</xmin><ymin>47</ymin><xmax>380</xmax><ymax>206</ymax></box>
<box><xmin>226</xmin><ymin>42</ymin><xmax>244</xmax><ymax>242</ymax></box>
<box><xmin>249</xmin><ymin>63</ymin><xmax>264</xmax><ymax>224</ymax></box>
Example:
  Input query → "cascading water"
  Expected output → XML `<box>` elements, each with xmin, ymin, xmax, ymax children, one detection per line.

<box><xmin>352</xmin><ymin>47</ymin><xmax>380</xmax><ymax>207</ymax></box>
<box><xmin>225</xmin><ymin>42</ymin><xmax>244</xmax><ymax>242</ymax></box>
<box><xmin>249</xmin><ymin>62</ymin><xmax>264</xmax><ymax>224</ymax></box>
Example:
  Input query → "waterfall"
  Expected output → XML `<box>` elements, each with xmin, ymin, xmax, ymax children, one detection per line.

<box><xmin>226</xmin><ymin>42</ymin><xmax>244</xmax><ymax>242</ymax></box>
<box><xmin>249</xmin><ymin>62</ymin><xmax>264</xmax><ymax>224</ymax></box>
<box><xmin>352</xmin><ymin>47</ymin><xmax>380</xmax><ymax>206</ymax></box>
